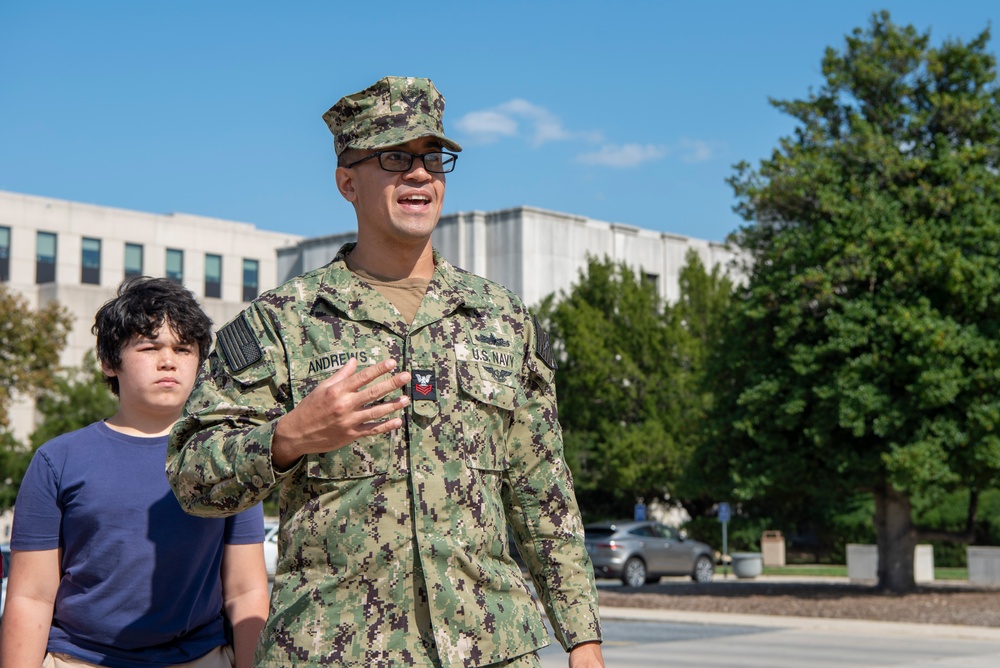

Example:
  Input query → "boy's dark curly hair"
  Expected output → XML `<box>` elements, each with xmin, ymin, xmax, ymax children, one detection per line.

<box><xmin>92</xmin><ymin>277</ymin><xmax>213</xmax><ymax>396</ymax></box>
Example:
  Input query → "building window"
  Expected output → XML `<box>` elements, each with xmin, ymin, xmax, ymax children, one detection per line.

<box><xmin>166</xmin><ymin>248</ymin><xmax>184</xmax><ymax>283</ymax></box>
<box><xmin>0</xmin><ymin>226</ymin><xmax>9</xmax><ymax>282</ymax></box>
<box><xmin>81</xmin><ymin>237</ymin><xmax>101</xmax><ymax>285</ymax></box>
<box><xmin>243</xmin><ymin>258</ymin><xmax>259</xmax><ymax>302</ymax></box>
<box><xmin>36</xmin><ymin>231</ymin><xmax>57</xmax><ymax>284</ymax></box>
<box><xmin>205</xmin><ymin>254</ymin><xmax>222</xmax><ymax>299</ymax></box>
<box><xmin>124</xmin><ymin>243</ymin><xmax>143</xmax><ymax>279</ymax></box>
<box><xmin>643</xmin><ymin>272</ymin><xmax>659</xmax><ymax>289</ymax></box>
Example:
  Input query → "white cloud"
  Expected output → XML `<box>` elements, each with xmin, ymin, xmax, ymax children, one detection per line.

<box><xmin>678</xmin><ymin>138</ymin><xmax>716</xmax><ymax>163</ymax></box>
<box><xmin>454</xmin><ymin>99</ymin><xmax>719</xmax><ymax>170</ymax></box>
<box><xmin>453</xmin><ymin>111</ymin><xmax>518</xmax><ymax>143</ymax></box>
<box><xmin>454</xmin><ymin>98</ymin><xmax>599</xmax><ymax>147</ymax></box>
<box><xmin>577</xmin><ymin>143</ymin><xmax>667</xmax><ymax>168</ymax></box>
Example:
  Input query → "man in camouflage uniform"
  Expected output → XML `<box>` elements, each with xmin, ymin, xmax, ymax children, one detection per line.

<box><xmin>167</xmin><ymin>76</ymin><xmax>604</xmax><ymax>668</ymax></box>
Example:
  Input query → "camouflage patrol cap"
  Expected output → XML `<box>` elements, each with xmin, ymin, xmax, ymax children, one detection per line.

<box><xmin>323</xmin><ymin>76</ymin><xmax>463</xmax><ymax>156</ymax></box>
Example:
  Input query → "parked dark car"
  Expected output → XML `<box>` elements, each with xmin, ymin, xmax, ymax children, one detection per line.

<box><xmin>1</xmin><ymin>543</ymin><xmax>9</xmax><ymax>618</ymax></box>
<box><xmin>584</xmin><ymin>521</ymin><xmax>715</xmax><ymax>586</ymax></box>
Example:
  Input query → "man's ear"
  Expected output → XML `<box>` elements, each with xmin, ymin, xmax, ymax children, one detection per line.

<box><xmin>335</xmin><ymin>167</ymin><xmax>357</xmax><ymax>203</ymax></box>
<box><xmin>100</xmin><ymin>361</ymin><xmax>118</xmax><ymax>379</ymax></box>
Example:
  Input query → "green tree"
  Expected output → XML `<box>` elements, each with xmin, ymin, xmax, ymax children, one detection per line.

<box><xmin>703</xmin><ymin>12</ymin><xmax>1000</xmax><ymax>592</ymax></box>
<box><xmin>30</xmin><ymin>351</ymin><xmax>118</xmax><ymax>448</ymax></box>
<box><xmin>0</xmin><ymin>286</ymin><xmax>72</xmax><ymax>428</ymax></box>
<box><xmin>0</xmin><ymin>352</ymin><xmax>118</xmax><ymax>508</ymax></box>
<box><xmin>0</xmin><ymin>431</ymin><xmax>31</xmax><ymax>509</ymax></box>
<box><xmin>0</xmin><ymin>284</ymin><xmax>72</xmax><ymax>508</ymax></box>
<box><xmin>539</xmin><ymin>252</ymin><xmax>731</xmax><ymax>520</ymax></box>
<box><xmin>671</xmin><ymin>249</ymin><xmax>734</xmax><ymax>520</ymax></box>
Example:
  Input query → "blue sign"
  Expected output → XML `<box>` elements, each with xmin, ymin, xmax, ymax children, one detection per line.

<box><xmin>634</xmin><ymin>502</ymin><xmax>646</xmax><ymax>521</ymax></box>
<box><xmin>718</xmin><ymin>502</ymin><xmax>731</xmax><ymax>523</ymax></box>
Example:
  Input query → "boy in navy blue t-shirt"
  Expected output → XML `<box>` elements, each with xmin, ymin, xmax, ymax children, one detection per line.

<box><xmin>1</xmin><ymin>277</ymin><xmax>269</xmax><ymax>668</ymax></box>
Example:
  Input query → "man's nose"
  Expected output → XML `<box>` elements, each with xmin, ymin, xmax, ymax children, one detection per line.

<box><xmin>403</xmin><ymin>157</ymin><xmax>433</xmax><ymax>181</ymax></box>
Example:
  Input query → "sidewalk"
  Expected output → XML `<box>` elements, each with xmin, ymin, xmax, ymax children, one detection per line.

<box><xmin>597</xmin><ymin>574</ymin><xmax>1000</xmax><ymax>641</ymax></box>
<box><xmin>599</xmin><ymin>605</ymin><xmax>1000</xmax><ymax>642</ymax></box>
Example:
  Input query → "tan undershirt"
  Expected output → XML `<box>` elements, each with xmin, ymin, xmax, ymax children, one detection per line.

<box><xmin>347</xmin><ymin>263</ymin><xmax>430</xmax><ymax>326</ymax></box>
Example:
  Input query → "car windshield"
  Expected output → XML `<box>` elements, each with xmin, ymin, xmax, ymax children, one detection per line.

<box><xmin>585</xmin><ymin>528</ymin><xmax>615</xmax><ymax>539</ymax></box>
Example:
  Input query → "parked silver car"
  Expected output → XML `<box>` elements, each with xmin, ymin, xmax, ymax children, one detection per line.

<box><xmin>263</xmin><ymin>521</ymin><xmax>279</xmax><ymax>579</ymax></box>
<box><xmin>585</xmin><ymin>521</ymin><xmax>715</xmax><ymax>586</ymax></box>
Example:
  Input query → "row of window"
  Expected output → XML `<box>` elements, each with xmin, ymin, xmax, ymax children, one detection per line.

<box><xmin>0</xmin><ymin>227</ymin><xmax>259</xmax><ymax>302</ymax></box>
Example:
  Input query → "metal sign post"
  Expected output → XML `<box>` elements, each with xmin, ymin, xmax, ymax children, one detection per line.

<box><xmin>634</xmin><ymin>498</ymin><xmax>646</xmax><ymax>522</ymax></box>
<box><xmin>718</xmin><ymin>502</ymin><xmax>731</xmax><ymax>579</ymax></box>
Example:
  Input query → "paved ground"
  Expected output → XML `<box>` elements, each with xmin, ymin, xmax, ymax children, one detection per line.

<box><xmin>539</xmin><ymin>613</ymin><xmax>1000</xmax><ymax>668</ymax></box>
<box><xmin>532</xmin><ymin>579</ymin><xmax>1000</xmax><ymax>667</ymax></box>
<box><xmin>595</xmin><ymin>575</ymin><xmax>1000</xmax><ymax>627</ymax></box>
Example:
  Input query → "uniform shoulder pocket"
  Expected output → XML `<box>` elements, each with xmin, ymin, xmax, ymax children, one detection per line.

<box><xmin>213</xmin><ymin>312</ymin><xmax>275</xmax><ymax>388</ymax></box>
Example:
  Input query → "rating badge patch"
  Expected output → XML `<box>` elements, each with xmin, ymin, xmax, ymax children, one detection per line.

<box><xmin>412</xmin><ymin>370</ymin><xmax>437</xmax><ymax>401</ymax></box>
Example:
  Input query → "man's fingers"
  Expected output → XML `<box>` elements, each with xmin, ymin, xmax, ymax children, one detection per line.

<box><xmin>360</xmin><ymin>371</ymin><xmax>411</xmax><ymax>404</ymax></box>
<box><xmin>356</xmin><ymin>415</ymin><xmax>405</xmax><ymax>437</ymax></box>
<box><xmin>325</xmin><ymin>358</ymin><xmax>402</xmax><ymax>394</ymax></box>
<box><xmin>349</xmin><ymin>358</ymin><xmax>399</xmax><ymax>387</ymax></box>
<box><xmin>327</xmin><ymin>356</ymin><xmax>360</xmax><ymax>383</ymax></box>
<box><xmin>362</xmin><ymin>395</ymin><xmax>410</xmax><ymax>423</ymax></box>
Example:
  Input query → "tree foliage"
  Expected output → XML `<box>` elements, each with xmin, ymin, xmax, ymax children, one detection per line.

<box><xmin>0</xmin><ymin>431</ymin><xmax>31</xmax><ymax>509</ymax></box>
<box><xmin>30</xmin><ymin>350</ymin><xmax>118</xmax><ymax>448</ymax></box>
<box><xmin>0</xmin><ymin>351</ymin><xmax>118</xmax><ymax>509</ymax></box>
<box><xmin>697</xmin><ymin>11</ymin><xmax>1000</xmax><ymax>591</ymax></box>
<box><xmin>0</xmin><ymin>285</ymin><xmax>72</xmax><ymax>428</ymax></box>
<box><xmin>0</xmin><ymin>285</ymin><xmax>73</xmax><ymax>507</ymax></box>
<box><xmin>539</xmin><ymin>251</ymin><xmax>731</xmax><ymax>520</ymax></box>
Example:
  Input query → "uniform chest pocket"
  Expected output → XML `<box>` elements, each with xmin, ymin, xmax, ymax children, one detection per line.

<box><xmin>455</xmin><ymin>361</ymin><xmax>524</xmax><ymax>471</ymax></box>
<box><xmin>294</xmin><ymin>370</ymin><xmax>394</xmax><ymax>481</ymax></box>
<box><xmin>305</xmin><ymin>437</ymin><xmax>388</xmax><ymax>480</ymax></box>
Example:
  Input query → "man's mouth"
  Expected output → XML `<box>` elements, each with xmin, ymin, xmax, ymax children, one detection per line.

<box><xmin>399</xmin><ymin>194</ymin><xmax>430</xmax><ymax>206</ymax></box>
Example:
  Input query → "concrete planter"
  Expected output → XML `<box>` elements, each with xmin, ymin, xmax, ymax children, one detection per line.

<box><xmin>847</xmin><ymin>544</ymin><xmax>935</xmax><ymax>583</ymax></box>
<box><xmin>967</xmin><ymin>546</ymin><xmax>1000</xmax><ymax>586</ymax></box>
<box><xmin>731</xmin><ymin>552</ymin><xmax>763</xmax><ymax>579</ymax></box>
<box><xmin>913</xmin><ymin>544</ymin><xmax>934</xmax><ymax>583</ymax></box>
<box><xmin>846</xmin><ymin>544</ymin><xmax>878</xmax><ymax>581</ymax></box>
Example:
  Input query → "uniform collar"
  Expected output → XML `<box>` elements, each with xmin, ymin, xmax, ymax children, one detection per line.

<box><xmin>315</xmin><ymin>243</ymin><xmax>489</xmax><ymax>331</ymax></box>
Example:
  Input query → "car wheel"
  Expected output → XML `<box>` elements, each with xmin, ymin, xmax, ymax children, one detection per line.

<box><xmin>621</xmin><ymin>557</ymin><xmax>647</xmax><ymax>587</ymax></box>
<box><xmin>692</xmin><ymin>555</ymin><xmax>714</xmax><ymax>583</ymax></box>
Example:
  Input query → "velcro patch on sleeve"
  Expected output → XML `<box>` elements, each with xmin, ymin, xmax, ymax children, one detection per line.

<box><xmin>216</xmin><ymin>314</ymin><xmax>263</xmax><ymax>373</ymax></box>
<box><xmin>533</xmin><ymin>315</ymin><xmax>558</xmax><ymax>370</ymax></box>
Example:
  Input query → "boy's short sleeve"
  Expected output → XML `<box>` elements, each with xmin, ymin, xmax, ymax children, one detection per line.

<box><xmin>10</xmin><ymin>449</ymin><xmax>62</xmax><ymax>551</ymax></box>
<box><xmin>223</xmin><ymin>502</ymin><xmax>265</xmax><ymax>545</ymax></box>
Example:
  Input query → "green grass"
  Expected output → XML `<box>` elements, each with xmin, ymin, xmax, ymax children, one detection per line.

<box><xmin>933</xmin><ymin>567</ymin><xmax>969</xmax><ymax>581</ymax></box>
<box><xmin>761</xmin><ymin>564</ymin><xmax>848</xmax><ymax>577</ymax></box>
<box><xmin>760</xmin><ymin>564</ymin><xmax>970</xmax><ymax>580</ymax></box>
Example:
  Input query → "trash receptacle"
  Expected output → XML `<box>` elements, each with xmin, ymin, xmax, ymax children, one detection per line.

<box><xmin>761</xmin><ymin>530</ymin><xmax>785</xmax><ymax>567</ymax></box>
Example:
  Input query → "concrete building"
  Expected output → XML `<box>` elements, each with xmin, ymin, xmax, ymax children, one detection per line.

<box><xmin>0</xmin><ymin>190</ymin><xmax>304</xmax><ymax>438</ymax></box>
<box><xmin>1</xmin><ymin>191</ymin><xmax>738</xmax><ymax>440</ymax></box>
<box><xmin>278</xmin><ymin>205</ymin><xmax>741</xmax><ymax>308</ymax></box>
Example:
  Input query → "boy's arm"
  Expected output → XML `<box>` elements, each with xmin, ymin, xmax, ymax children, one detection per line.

<box><xmin>220</xmin><ymin>542</ymin><xmax>270</xmax><ymax>668</ymax></box>
<box><xmin>0</xmin><ymin>549</ymin><xmax>60</xmax><ymax>667</ymax></box>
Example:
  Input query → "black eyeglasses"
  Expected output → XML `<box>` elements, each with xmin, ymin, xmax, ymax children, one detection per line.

<box><xmin>342</xmin><ymin>150</ymin><xmax>458</xmax><ymax>174</ymax></box>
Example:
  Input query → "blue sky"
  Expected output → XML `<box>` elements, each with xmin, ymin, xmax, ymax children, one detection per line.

<box><xmin>1</xmin><ymin>1</ymin><xmax>997</xmax><ymax>243</ymax></box>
